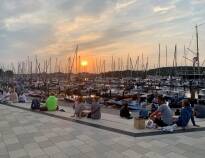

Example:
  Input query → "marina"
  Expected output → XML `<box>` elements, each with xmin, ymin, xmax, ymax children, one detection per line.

<box><xmin>1</xmin><ymin>0</ymin><xmax>205</xmax><ymax>157</ymax></box>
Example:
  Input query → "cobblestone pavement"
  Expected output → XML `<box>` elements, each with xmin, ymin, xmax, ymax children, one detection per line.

<box><xmin>0</xmin><ymin>104</ymin><xmax>205</xmax><ymax>158</ymax></box>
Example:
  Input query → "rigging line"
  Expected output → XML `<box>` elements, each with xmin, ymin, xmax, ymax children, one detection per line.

<box><xmin>188</xmin><ymin>34</ymin><xmax>193</xmax><ymax>49</ymax></box>
<box><xmin>198</xmin><ymin>22</ymin><xmax>205</xmax><ymax>27</ymax></box>
<box><xmin>202</xmin><ymin>59</ymin><xmax>205</xmax><ymax>66</ymax></box>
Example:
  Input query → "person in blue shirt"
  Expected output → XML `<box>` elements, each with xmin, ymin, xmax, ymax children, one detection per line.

<box><xmin>176</xmin><ymin>99</ymin><xmax>199</xmax><ymax>128</ymax></box>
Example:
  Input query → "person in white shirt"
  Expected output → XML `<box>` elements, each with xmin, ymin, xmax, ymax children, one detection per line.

<box><xmin>19</xmin><ymin>93</ymin><xmax>27</xmax><ymax>103</ymax></box>
<box><xmin>10</xmin><ymin>89</ymin><xmax>18</xmax><ymax>103</ymax></box>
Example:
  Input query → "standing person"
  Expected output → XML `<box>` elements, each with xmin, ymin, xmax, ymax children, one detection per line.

<box><xmin>88</xmin><ymin>97</ymin><xmax>101</xmax><ymax>119</ymax></box>
<box><xmin>150</xmin><ymin>95</ymin><xmax>173</xmax><ymax>127</ymax></box>
<box><xmin>40</xmin><ymin>93</ymin><xmax>58</xmax><ymax>111</ymax></box>
<box><xmin>175</xmin><ymin>99</ymin><xmax>199</xmax><ymax>127</ymax></box>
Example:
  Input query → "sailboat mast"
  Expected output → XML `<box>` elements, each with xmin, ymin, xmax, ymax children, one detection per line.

<box><xmin>196</xmin><ymin>24</ymin><xmax>200</xmax><ymax>74</ymax></box>
<box><xmin>166</xmin><ymin>45</ymin><xmax>167</xmax><ymax>67</ymax></box>
<box><xmin>75</xmin><ymin>45</ymin><xmax>78</xmax><ymax>74</ymax></box>
<box><xmin>158</xmin><ymin>44</ymin><xmax>160</xmax><ymax>76</ymax></box>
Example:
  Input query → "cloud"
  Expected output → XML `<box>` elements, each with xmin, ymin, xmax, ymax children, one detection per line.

<box><xmin>3</xmin><ymin>13</ymin><xmax>46</xmax><ymax>31</ymax></box>
<box><xmin>153</xmin><ymin>5</ymin><xmax>176</xmax><ymax>14</ymax></box>
<box><xmin>0</xmin><ymin>0</ymin><xmax>205</xmax><ymax>70</ymax></box>
<box><xmin>115</xmin><ymin>0</ymin><xmax>137</xmax><ymax>10</ymax></box>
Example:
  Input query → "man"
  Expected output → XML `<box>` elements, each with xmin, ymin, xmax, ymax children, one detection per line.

<box><xmin>150</xmin><ymin>95</ymin><xmax>173</xmax><ymax>127</ymax></box>
<box><xmin>89</xmin><ymin>97</ymin><xmax>101</xmax><ymax>119</ymax></box>
<box><xmin>40</xmin><ymin>93</ymin><xmax>58</xmax><ymax>111</ymax></box>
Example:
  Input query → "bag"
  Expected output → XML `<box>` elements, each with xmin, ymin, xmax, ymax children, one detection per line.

<box><xmin>31</xmin><ymin>99</ymin><xmax>40</xmax><ymax>110</ymax></box>
<box><xmin>146</xmin><ymin>119</ymin><xmax>156</xmax><ymax>129</ymax></box>
<box><xmin>134</xmin><ymin>118</ymin><xmax>145</xmax><ymax>129</ymax></box>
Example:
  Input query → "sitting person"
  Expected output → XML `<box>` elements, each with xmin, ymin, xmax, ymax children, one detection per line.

<box><xmin>40</xmin><ymin>93</ymin><xmax>58</xmax><ymax>111</ymax></box>
<box><xmin>88</xmin><ymin>97</ymin><xmax>101</xmax><ymax>119</ymax></box>
<box><xmin>1</xmin><ymin>89</ymin><xmax>10</xmax><ymax>103</ymax></box>
<box><xmin>10</xmin><ymin>89</ymin><xmax>18</xmax><ymax>103</ymax></box>
<box><xmin>150</xmin><ymin>95</ymin><xmax>159</xmax><ymax>114</ymax></box>
<box><xmin>139</xmin><ymin>99</ymin><xmax>149</xmax><ymax>119</ymax></box>
<box><xmin>120</xmin><ymin>103</ymin><xmax>133</xmax><ymax>119</ymax></box>
<box><xmin>19</xmin><ymin>93</ymin><xmax>27</xmax><ymax>103</ymax></box>
<box><xmin>0</xmin><ymin>90</ymin><xmax>4</xmax><ymax>102</ymax></box>
<box><xmin>175</xmin><ymin>99</ymin><xmax>199</xmax><ymax>128</ymax></box>
<box><xmin>31</xmin><ymin>97</ymin><xmax>41</xmax><ymax>110</ymax></box>
<box><xmin>71</xmin><ymin>97</ymin><xmax>85</xmax><ymax>118</ymax></box>
<box><xmin>150</xmin><ymin>95</ymin><xmax>173</xmax><ymax>127</ymax></box>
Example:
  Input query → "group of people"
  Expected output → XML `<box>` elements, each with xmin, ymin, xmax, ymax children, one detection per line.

<box><xmin>150</xmin><ymin>95</ymin><xmax>199</xmax><ymax>128</ymax></box>
<box><xmin>0</xmin><ymin>88</ymin><xmax>27</xmax><ymax>103</ymax></box>
<box><xmin>120</xmin><ymin>95</ymin><xmax>149</xmax><ymax>119</ymax></box>
<box><xmin>31</xmin><ymin>93</ymin><xmax>102</xmax><ymax>120</ymax></box>
<box><xmin>72</xmin><ymin>97</ymin><xmax>101</xmax><ymax>120</ymax></box>
<box><xmin>120</xmin><ymin>94</ymin><xmax>199</xmax><ymax>129</ymax></box>
<box><xmin>1</xmin><ymin>87</ymin><xmax>199</xmax><ymax>129</ymax></box>
<box><xmin>31</xmin><ymin>93</ymin><xmax>58</xmax><ymax>111</ymax></box>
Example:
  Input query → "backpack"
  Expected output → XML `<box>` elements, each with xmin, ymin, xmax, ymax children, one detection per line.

<box><xmin>31</xmin><ymin>99</ymin><xmax>40</xmax><ymax>110</ymax></box>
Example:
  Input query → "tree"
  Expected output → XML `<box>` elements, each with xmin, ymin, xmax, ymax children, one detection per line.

<box><xmin>0</xmin><ymin>69</ymin><xmax>3</xmax><ymax>78</ymax></box>
<box><xmin>5</xmin><ymin>70</ymin><xmax>14</xmax><ymax>78</ymax></box>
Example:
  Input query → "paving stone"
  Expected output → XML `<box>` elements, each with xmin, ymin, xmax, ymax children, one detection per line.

<box><xmin>4</xmin><ymin>137</ymin><xmax>19</xmax><ymax>145</ymax></box>
<box><xmin>78</xmin><ymin>144</ymin><xmax>94</xmax><ymax>153</ymax></box>
<box><xmin>1</xmin><ymin>104</ymin><xmax>205</xmax><ymax>158</ymax></box>
<box><xmin>122</xmin><ymin>149</ymin><xmax>142</xmax><ymax>158</ymax></box>
<box><xmin>34</xmin><ymin>136</ymin><xmax>48</xmax><ymax>142</ymax></box>
<box><xmin>38</xmin><ymin>140</ymin><xmax>54</xmax><ymax>148</ymax></box>
<box><xmin>166</xmin><ymin>152</ymin><xmax>187</xmax><ymax>158</ymax></box>
<box><xmin>145</xmin><ymin>152</ymin><xmax>165</xmax><ymax>158</ymax></box>
<box><xmin>104</xmin><ymin>151</ymin><xmax>124</xmax><ymax>158</ymax></box>
<box><xmin>9</xmin><ymin>149</ymin><xmax>28</xmax><ymax>158</ymax></box>
<box><xmin>27</xmin><ymin>148</ymin><xmax>45</xmax><ymax>158</ymax></box>
<box><xmin>183</xmin><ymin>150</ymin><xmax>204</xmax><ymax>158</ymax></box>
<box><xmin>24</xmin><ymin>143</ymin><xmax>40</xmax><ymax>151</ymax></box>
<box><xmin>43</xmin><ymin>146</ymin><xmax>61</xmax><ymax>155</ymax></box>
<box><xmin>61</xmin><ymin>146</ymin><xmax>80</xmax><ymax>156</ymax></box>
<box><xmin>6</xmin><ymin>143</ymin><xmax>23</xmax><ymax>152</ymax></box>
<box><xmin>0</xmin><ymin>147</ymin><xmax>8</xmax><ymax>155</ymax></box>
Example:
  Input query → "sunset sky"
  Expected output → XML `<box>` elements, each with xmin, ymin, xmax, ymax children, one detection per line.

<box><xmin>0</xmin><ymin>0</ymin><xmax>205</xmax><ymax>72</ymax></box>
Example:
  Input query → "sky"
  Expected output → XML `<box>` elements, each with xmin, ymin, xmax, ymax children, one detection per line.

<box><xmin>0</xmin><ymin>0</ymin><xmax>205</xmax><ymax>73</ymax></box>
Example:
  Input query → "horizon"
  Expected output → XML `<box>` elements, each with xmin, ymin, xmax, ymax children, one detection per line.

<box><xmin>0</xmin><ymin>0</ymin><xmax>205</xmax><ymax>73</ymax></box>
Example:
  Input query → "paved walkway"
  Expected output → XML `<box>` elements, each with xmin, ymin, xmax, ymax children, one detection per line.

<box><xmin>0</xmin><ymin>104</ymin><xmax>205</xmax><ymax>158</ymax></box>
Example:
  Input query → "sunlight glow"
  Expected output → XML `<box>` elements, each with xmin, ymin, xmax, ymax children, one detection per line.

<box><xmin>81</xmin><ymin>60</ymin><xmax>88</xmax><ymax>67</ymax></box>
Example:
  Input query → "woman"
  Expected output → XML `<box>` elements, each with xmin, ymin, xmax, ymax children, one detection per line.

<box><xmin>10</xmin><ymin>89</ymin><xmax>18</xmax><ymax>103</ymax></box>
<box><xmin>72</xmin><ymin>97</ymin><xmax>85</xmax><ymax>118</ymax></box>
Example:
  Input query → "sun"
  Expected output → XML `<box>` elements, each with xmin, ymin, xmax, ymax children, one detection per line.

<box><xmin>81</xmin><ymin>60</ymin><xmax>88</xmax><ymax>67</ymax></box>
